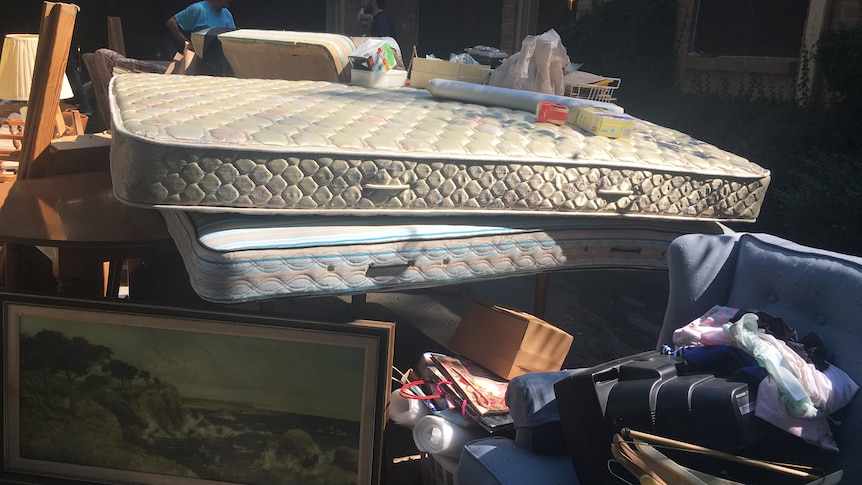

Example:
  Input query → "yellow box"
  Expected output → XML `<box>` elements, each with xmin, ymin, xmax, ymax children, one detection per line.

<box><xmin>410</xmin><ymin>57</ymin><xmax>491</xmax><ymax>89</ymax></box>
<box><xmin>447</xmin><ymin>300</ymin><xmax>574</xmax><ymax>380</ymax></box>
<box><xmin>571</xmin><ymin>107</ymin><xmax>636</xmax><ymax>138</ymax></box>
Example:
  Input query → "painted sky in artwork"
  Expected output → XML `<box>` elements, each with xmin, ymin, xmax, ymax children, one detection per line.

<box><xmin>19</xmin><ymin>314</ymin><xmax>371</xmax><ymax>422</ymax></box>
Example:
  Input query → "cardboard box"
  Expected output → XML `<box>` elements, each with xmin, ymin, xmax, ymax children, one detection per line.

<box><xmin>448</xmin><ymin>300</ymin><xmax>574</xmax><ymax>380</ymax></box>
<box><xmin>410</xmin><ymin>57</ymin><xmax>492</xmax><ymax>89</ymax></box>
<box><xmin>570</xmin><ymin>107</ymin><xmax>635</xmax><ymax>138</ymax></box>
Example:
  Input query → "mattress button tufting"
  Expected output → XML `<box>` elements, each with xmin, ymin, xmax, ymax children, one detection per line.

<box><xmin>815</xmin><ymin>315</ymin><xmax>827</xmax><ymax>326</ymax></box>
<box><xmin>768</xmin><ymin>293</ymin><xmax>779</xmax><ymax>304</ymax></box>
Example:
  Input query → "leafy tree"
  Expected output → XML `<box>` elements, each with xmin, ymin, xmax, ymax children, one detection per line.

<box><xmin>19</xmin><ymin>330</ymin><xmax>112</xmax><ymax>412</ymax></box>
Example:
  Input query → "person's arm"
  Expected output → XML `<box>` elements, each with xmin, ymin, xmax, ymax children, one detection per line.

<box><xmin>166</xmin><ymin>16</ymin><xmax>188</xmax><ymax>47</ymax></box>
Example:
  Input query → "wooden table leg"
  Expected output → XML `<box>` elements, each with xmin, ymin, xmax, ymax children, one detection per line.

<box><xmin>1</xmin><ymin>243</ymin><xmax>20</xmax><ymax>288</ymax></box>
<box><xmin>533</xmin><ymin>272</ymin><xmax>550</xmax><ymax>318</ymax></box>
<box><xmin>105</xmin><ymin>259</ymin><xmax>124</xmax><ymax>298</ymax></box>
<box><xmin>2</xmin><ymin>243</ymin><xmax>54</xmax><ymax>291</ymax></box>
<box><xmin>351</xmin><ymin>293</ymin><xmax>367</xmax><ymax>318</ymax></box>
<box><xmin>53</xmin><ymin>248</ymin><xmax>108</xmax><ymax>296</ymax></box>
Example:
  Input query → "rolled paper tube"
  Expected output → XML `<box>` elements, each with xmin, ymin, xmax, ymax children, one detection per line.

<box><xmin>389</xmin><ymin>389</ymin><xmax>429</xmax><ymax>428</ymax></box>
<box><xmin>412</xmin><ymin>414</ymin><xmax>488</xmax><ymax>459</ymax></box>
<box><xmin>427</xmin><ymin>79</ymin><xmax>625</xmax><ymax>115</ymax></box>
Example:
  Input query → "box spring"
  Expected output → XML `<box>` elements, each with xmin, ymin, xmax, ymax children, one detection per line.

<box><xmin>161</xmin><ymin>210</ymin><xmax>723</xmax><ymax>303</ymax></box>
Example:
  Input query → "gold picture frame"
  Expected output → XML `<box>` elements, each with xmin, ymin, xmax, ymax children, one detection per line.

<box><xmin>1</xmin><ymin>292</ymin><xmax>394</xmax><ymax>485</ymax></box>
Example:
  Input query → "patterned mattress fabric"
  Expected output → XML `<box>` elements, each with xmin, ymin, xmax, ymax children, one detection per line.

<box><xmin>161</xmin><ymin>210</ymin><xmax>724</xmax><ymax>303</ymax></box>
<box><xmin>110</xmin><ymin>73</ymin><xmax>771</xmax><ymax>220</ymax></box>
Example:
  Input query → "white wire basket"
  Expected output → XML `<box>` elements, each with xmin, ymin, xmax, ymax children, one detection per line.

<box><xmin>563</xmin><ymin>77</ymin><xmax>621</xmax><ymax>102</ymax></box>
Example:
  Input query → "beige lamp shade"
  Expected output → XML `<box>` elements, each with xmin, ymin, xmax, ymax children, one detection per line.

<box><xmin>0</xmin><ymin>33</ymin><xmax>75</xmax><ymax>101</ymax></box>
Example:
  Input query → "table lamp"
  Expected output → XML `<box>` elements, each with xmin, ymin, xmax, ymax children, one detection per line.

<box><xmin>0</xmin><ymin>33</ymin><xmax>74</xmax><ymax>102</ymax></box>
<box><xmin>0</xmin><ymin>33</ymin><xmax>76</xmax><ymax>148</ymax></box>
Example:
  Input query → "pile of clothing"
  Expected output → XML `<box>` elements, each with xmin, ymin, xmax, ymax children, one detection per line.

<box><xmin>664</xmin><ymin>305</ymin><xmax>859</xmax><ymax>451</ymax></box>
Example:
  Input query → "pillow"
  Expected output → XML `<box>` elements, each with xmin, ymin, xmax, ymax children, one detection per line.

<box><xmin>505</xmin><ymin>369</ymin><xmax>583</xmax><ymax>454</ymax></box>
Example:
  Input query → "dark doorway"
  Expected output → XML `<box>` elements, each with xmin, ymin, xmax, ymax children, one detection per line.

<box><xmin>230</xmin><ymin>1</ymin><xmax>325</xmax><ymax>32</ymax></box>
<box><xmin>417</xmin><ymin>0</ymin><xmax>503</xmax><ymax>58</ymax></box>
<box><xmin>537</xmin><ymin>0</ymin><xmax>577</xmax><ymax>34</ymax></box>
<box><xmin>692</xmin><ymin>0</ymin><xmax>808</xmax><ymax>57</ymax></box>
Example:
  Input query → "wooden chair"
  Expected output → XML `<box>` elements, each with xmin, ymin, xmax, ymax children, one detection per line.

<box><xmin>0</xmin><ymin>2</ymin><xmax>174</xmax><ymax>297</ymax></box>
<box><xmin>0</xmin><ymin>1</ymin><xmax>78</xmax><ymax>290</ymax></box>
<box><xmin>1</xmin><ymin>107</ymin><xmax>86</xmax><ymax>182</ymax></box>
<box><xmin>0</xmin><ymin>115</ymin><xmax>24</xmax><ymax>182</ymax></box>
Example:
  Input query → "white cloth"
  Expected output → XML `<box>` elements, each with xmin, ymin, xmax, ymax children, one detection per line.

<box><xmin>755</xmin><ymin>377</ymin><xmax>838</xmax><ymax>452</ymax></box>
<box><xmin>727</xmin><ymin>313</ymin><xmax>835</xmax><ymax>418</ymax></box>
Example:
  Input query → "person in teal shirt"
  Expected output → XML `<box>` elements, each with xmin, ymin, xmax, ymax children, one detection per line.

<box><xmin>166</xmin><ymin>0</ymin><xmax>235</xmax><ymax>50</ymax></box>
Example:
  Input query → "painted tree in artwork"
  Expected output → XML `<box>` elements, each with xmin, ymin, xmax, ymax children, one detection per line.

<box><xmin>102</xmin><ymin>359</ymin><xmax>140</xmax><ymax>388</ymax></box>
<box><xmin>19</xmin><ymin>330</ymin><xmax>113</xmax><ymax>412</ymax></box>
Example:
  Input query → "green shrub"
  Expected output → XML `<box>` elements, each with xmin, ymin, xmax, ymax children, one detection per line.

<box><xmin>815</xmin><ymin>25</ymin><xmax>862</xmax><ymax>108</ymax></box>
<box><xmin>559</xmin><ymin>0</ymin><xmax>678</xmax><ymax>111</ymax></box>
<box><xmin>747</xmin><ymin>153</ymin><xmax>862</xmax><ymax>255</ymax></box>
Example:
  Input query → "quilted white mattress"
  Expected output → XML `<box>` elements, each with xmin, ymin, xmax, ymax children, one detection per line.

<box><xmin>111</xmin><ymin>73</ymin><xmax>770</xmax><ymax>220</ymax></box>
<box><xmin>162</xmin><ymin>210</ymin><xmax>723</xmax><ymax>303</ymax></box>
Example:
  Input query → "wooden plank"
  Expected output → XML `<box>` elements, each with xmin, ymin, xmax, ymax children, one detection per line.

<box><xmin>17</xmin><ymin>2</ymin><xmax>78</xmax><ymax>179</ymax></box>
<box><xmin>107</xmin><ymin>16</ymin><xmax>125</xmax><ymax>56</ymax></box>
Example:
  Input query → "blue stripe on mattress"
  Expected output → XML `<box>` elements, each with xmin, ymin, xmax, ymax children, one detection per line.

<box><xmin>190</xmin><ymin>213</ymin><xmax>528</xmax><ymax>251</ymax></box>
<box><xmin>163</xmin><ymin>210</ymin><xmax>724</xmax><ymax>303</ymax></box>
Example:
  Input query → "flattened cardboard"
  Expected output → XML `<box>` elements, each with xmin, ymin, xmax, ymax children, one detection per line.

<box><xmin>410</xmin><ymin>57</ymin><xmax>491</xmax><ymax>89</ymax></box>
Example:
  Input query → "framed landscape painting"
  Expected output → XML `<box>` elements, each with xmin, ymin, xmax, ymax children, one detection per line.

<box><xmin>0</xmin><ymin>292</ymin><xmax>394</xmax><ymax>485</ymax></box>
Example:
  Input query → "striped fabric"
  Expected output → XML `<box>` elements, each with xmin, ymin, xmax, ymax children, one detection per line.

<box><xmin>190</xmin><ymin>213</ymin><xmax>523</xmax><ymax>251</ymax></box>
<box><xmin>162</xmin><ymin>210</ymin><xmax>724</xmax><ymax>303</ymax></box>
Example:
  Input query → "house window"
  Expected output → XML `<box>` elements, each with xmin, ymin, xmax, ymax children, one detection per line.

<box><xmin>692</xmin><ymin>0</ymin><xmax>809</xmax><ymax>58</ymax></box>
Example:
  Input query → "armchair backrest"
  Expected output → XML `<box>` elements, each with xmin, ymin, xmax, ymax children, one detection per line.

<box><xmin>660</xmin><ymin>232</ymin><xmax>862</xmax><ymax>481</ymax></box>
<box><xmin>82</xmin><ymin>48</ymin><xmax>168</xmax><ymax>133</ymax></box>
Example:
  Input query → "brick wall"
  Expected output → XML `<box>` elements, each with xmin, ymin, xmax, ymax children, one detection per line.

<box><xmin>501</xmin><ymin>0</ymin><xmax>519</xmax><ymax>54</ymax></box>
<box><xmin>388</xmin><ymin>0</ymin><xmax>417</xmax><ymax>57</ymax></box>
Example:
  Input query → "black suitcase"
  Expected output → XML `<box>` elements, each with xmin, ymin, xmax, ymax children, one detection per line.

<box><xmin>554</xmin><ymin>351</ymin><xmax>758</xmax><ymax>485</ymax></box>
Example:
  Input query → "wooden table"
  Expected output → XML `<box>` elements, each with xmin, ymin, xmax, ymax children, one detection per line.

<box><xmin>0</xmin><ymin>171</ymin><xmax>175</xmax><ymax>296</ymax></box>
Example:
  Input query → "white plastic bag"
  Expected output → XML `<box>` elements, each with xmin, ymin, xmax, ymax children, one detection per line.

<box><xmin>350</xmin><ymin>38</ymin><xmax>398</xmax><ymax>71</ymax></box>
<box><xmin>489</xmin><ymin>29</ymin><xmax>570</xmax><ymax>96</ymax></box>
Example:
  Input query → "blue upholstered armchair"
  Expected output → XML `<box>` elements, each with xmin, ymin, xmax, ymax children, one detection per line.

<box><xmin>458</xmin><ymin>232</ymin><xmax>862</xmax><ymax>484</ymax></box>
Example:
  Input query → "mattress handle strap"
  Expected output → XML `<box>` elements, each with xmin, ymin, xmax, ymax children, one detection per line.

<box><xmin>363</xmin><ymin>183</ymin><xmax>411</xmax><ymax>191</ymax></box>
<box><xmin>598</xmin><ymin>188</ymin><xmax>634</xmax><ymax>197</ymax></box>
